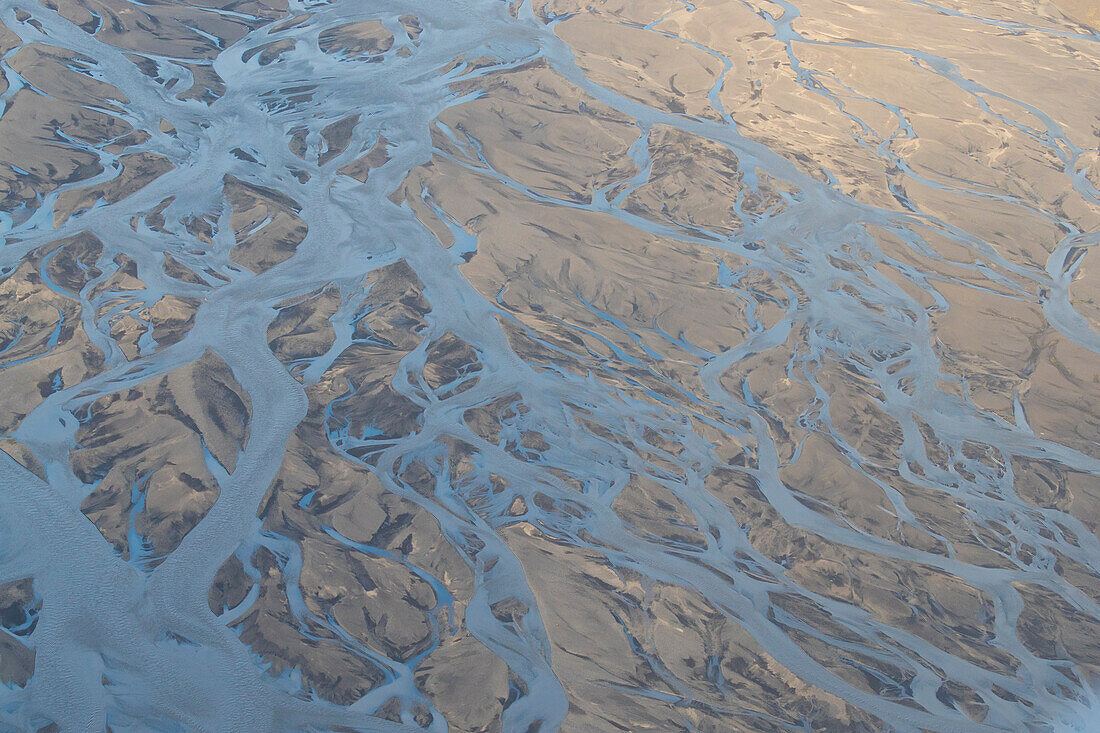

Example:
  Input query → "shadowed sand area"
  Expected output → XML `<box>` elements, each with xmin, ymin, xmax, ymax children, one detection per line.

<box><xmin>0</xmin><ymin>0</ymin><xmax>1098</xmax><ymax>730</ymax></box>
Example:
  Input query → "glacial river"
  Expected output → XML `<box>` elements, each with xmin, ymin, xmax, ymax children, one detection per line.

<box><xmin>0</xmin><ymin>0</ymin><xmax>1098</xmax><ymax>730</ymax></box>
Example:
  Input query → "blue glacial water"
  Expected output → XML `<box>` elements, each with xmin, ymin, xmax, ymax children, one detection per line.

<box><xmin>0</xmin><ymin>0</ymin><xmax>1098</xmax><ymax>730</ymax></box>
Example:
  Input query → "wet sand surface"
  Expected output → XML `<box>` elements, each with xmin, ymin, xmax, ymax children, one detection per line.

<box><xmin>0</xmin><ymin>0</ymin><xmax>1097</xmax><ymax>730</ymax></box>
